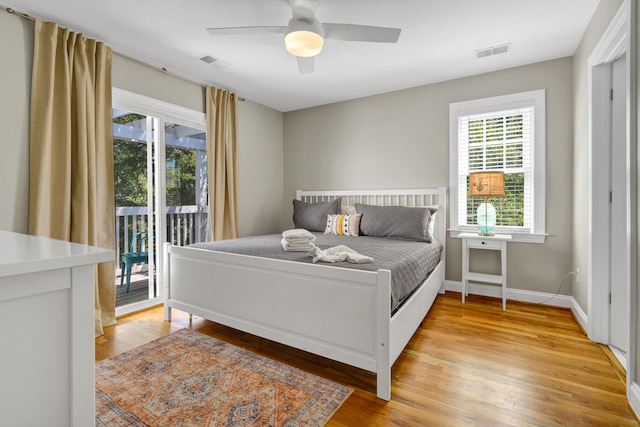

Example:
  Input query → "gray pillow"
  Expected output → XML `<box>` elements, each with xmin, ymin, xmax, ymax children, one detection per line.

<box><xmin>355</xmin><ymin>203</ymin><xmax>436</xmax><ymax>243</ymax></box>
<box><xmin>293</xmin><ymin>198</ymin><xmax>341</xmax><ymax>232</ymax></box>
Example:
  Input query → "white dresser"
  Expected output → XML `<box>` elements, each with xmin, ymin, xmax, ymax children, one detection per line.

<box><xmin>0</xmin><ymin>230</ymin><xmax>113</xmax><ymax>427</ymax></box>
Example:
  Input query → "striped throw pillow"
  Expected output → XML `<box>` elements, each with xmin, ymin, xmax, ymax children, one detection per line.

<box><xmin>324</xmin><ymin>214</ymin><xmax>362</xmax><ymax>236</ymax></box>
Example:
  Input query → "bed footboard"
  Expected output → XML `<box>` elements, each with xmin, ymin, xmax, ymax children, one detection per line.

<box><xmin>164</xmin><ymin>242</ymin><xmax>393</xmax><ymax>398</ymax></box>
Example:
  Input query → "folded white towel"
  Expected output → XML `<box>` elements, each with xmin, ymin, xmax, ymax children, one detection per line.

<box><xmin>281</xmin><ymin>239</ymin><xmax>316</xmax><ymax>252</ymax></box>
<box><xmin>310</xmin><ymin>245</ymin><xmax>374</xmax><ymax>264</ymax></box>
<box><xmin>282</xmin><ymin>228</ymin><xmax>316</xmax><ymax>242</ymax></box>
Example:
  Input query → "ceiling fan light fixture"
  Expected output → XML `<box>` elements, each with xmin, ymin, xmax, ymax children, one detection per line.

<box><xmin>284</xmin><ymin>19</ymin><xmax>324</xmax><ymax>57</ymax></box>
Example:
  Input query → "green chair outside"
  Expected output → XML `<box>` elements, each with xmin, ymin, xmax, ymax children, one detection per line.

<box><xmin>120</xmin><ymin>231</ymin><xmax>148</xmax><ymax>293</ymax></box>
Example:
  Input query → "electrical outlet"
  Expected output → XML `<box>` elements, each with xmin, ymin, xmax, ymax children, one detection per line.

<box><xmin>576</xmin><ymin>268</ymin><xmax>580</xmax><ymax>283</ymax></box>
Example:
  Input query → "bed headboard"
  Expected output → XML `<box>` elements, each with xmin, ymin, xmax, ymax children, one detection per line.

<box><xmin>296</xmin><ymin>187</ymin><xmax>447</xmax><ymax>252</ymax></box>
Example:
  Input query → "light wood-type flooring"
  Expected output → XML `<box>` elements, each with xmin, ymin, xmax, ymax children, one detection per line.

<box><xmin>96</xmin><ymin>292</ymin><xmax>639</xmax><ymax>426</ymax></box>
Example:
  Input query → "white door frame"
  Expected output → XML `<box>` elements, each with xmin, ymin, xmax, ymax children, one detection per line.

<box><xmin>587</xmin><ymin>0</ymin><xmax>636</xmax><ymax>397</ymax></box>
<box><xmin>112</xmin><ymin>88</ymin><xmax>207</xmax><ymax>317</ymax></box>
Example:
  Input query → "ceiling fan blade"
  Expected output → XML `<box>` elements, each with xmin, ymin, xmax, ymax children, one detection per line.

<box><xmin>207</xmin><ymin>26</ymin><xmax>286</xmax><ymax>36</ymax></box>
<box><xmin>322</xmin><ymin>23</ymin><xmax>401</xmax><ymax>43</ymax></box>
<box><xmin>297</xmin><ymin>56</ymin><xmax>314</xmax><ymax>74</ymax></box>
<box><xmin>290</xmin><ymin>0</ymin><xmax>317</xmax><ymax>22</ymax></box>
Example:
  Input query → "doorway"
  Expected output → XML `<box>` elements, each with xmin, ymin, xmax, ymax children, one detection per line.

<box><xmin>112</xmin><ymin>89</ymin><xmax>209</xmax><ymax>316</ymax></box>
<box><xmin>587</xmin><ymin>0</ymin><xmax>635</xmax><ymax>382</ymax></box>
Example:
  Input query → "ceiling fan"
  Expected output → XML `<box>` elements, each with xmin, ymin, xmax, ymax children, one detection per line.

<box><xmin>206</xmin><ymin>0</ymin><xmax>401</xmax><ymax>74</ymax></box>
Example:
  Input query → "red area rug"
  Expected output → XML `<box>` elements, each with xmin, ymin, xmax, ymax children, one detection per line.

<box><xmin>95</xmin><ymin>329</ymin><xmax>352</xmax><ymax>426</ymax></box>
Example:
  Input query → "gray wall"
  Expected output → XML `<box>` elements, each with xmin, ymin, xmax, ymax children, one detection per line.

<box><xmin>112</xmin><ymin>55</ymin><xmax>205</xmax><ymax>113</ymax></box>
<box><xmin>284</xmin><ymin>58</ymin><xmax>574</xmax><ymax>295</ymax></box>
<box><xmin>237</xmin><ymin>99</ymin><xmax>284</xmax><ymax>237</ymax></box>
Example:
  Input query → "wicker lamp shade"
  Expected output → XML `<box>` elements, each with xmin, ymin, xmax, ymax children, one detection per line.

<box><xmin>468</xmin><ymin>171</ymin><xmax>506</xmax><ymax>236</ymax></box>
<box><xmin>468</xmin><ymin>171</ymin><xmax>506</xmax><ymax>200</ymax></box>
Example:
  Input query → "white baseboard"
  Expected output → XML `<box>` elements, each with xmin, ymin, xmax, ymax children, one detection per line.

<box><xmin>629</xmin><ymin>381</ymin><xmax>640</xmax><ymax>420</ymax></box>
<box><xmin>570</xmin><ymin>298</ymin><xmax>588</xmax><ymax>332</ymax></box>
<box><xmin>443</xmin><ymin>280</ymin><xmax>588</xmax><ymax>331</ymax></box>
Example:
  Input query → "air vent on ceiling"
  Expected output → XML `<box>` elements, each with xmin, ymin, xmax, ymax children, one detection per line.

<box><xmin>475</xmin><ymin>43</ymin><xmax>511</xmax><ymax>59</ymax></box>
<box><xmin>198</xmin><ymin>53</ymin><xmax>230</xmax><ymax>69</ymax></box>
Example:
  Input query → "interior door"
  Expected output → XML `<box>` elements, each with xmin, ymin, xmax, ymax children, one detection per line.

<box><xmin>609</xmin><ymin>54</ymin><xmax>628</xmax><ymax>357</ymax></box>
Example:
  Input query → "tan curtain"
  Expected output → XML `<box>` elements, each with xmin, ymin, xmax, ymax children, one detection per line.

<box><xmin>206</xmin><ymin>86</ymin><xmax>239</xmax><ymax>240</ymax></box>
<box><xmin>28</xmin><ymin>19</ymin><xmax>115</xmax><ymax>337</ymax></box>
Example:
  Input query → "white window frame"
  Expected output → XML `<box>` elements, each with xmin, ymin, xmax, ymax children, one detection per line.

<box><xmin>449</xmin><ymin>90</ymin><xmax>546</xmax><ymax>244</ymax></box>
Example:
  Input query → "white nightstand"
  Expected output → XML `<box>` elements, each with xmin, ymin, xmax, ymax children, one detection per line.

<box><xmin>460</xmin><ymin>232</ymin><xmax>512</xmax><ymax>310</ymax></box>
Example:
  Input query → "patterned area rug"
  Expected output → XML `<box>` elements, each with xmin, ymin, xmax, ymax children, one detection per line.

<box><xmin>96</xmin><ymin>329</ymin><xmax>352</xmax><ymax>426</ymax></box>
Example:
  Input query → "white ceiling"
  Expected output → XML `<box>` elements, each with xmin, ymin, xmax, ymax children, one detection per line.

<box><xmin>2</xmin><ymin>0</ymin><xmax>600</xmax><ymax>112</ymax></box>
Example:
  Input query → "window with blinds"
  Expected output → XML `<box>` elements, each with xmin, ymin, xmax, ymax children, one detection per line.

<box><xmin>449</xmin><ymin>89</ymin><xmax>545</xmax><ymax>243</ymax></box>
<box><xmin>458</xmin><ymin>106</ymin><xmax>533</xmax><ymax>231</ymax></box>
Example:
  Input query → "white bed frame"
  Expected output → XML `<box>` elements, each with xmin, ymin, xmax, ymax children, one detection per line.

<box><xmin>163</xmin><ymin>187</ymin><xmax>447</xmax><ymax>400</ymax></box>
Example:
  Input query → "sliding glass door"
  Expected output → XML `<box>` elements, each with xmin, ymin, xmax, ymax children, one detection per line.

<box><xmin>164</xmin><ymin>122</ymin><xmax>208</xmax><ymax>247</ymax></box>
<box><xmin>113</xmin><ymin>110</ymin><xmax>157</xmax><ymax>311</ymax></box>
<box><xmin>112</xmin><ymin>89</ymin><xmax>207</xmax><ymax>316</ymax></box>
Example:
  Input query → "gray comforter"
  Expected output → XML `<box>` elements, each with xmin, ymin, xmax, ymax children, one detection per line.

<box><xmin>190</xmin><ymin>232</ymin><xmax>443</xmax><ymax>312</ymax></box>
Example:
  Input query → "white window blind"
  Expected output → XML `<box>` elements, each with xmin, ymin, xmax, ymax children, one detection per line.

<box><xmin>457</xmin><ymin>106</ymin><xmax>534</xmax><ymax>231</ymax></box>
<box><xmin>449</xmin><ymin>89</ymin><xmax>545</xmax><ymax>243</ymax></box>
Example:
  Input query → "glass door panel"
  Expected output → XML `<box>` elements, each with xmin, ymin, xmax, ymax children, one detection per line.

<box><xmin>164</xmin><ymin>122</ymin><xmax>208</xmax><ymax>246</ymax></box>
<box><xmin>112</xmin><ymin>109</ymin><xmax>157</xmax><ymax>309</ymax></box>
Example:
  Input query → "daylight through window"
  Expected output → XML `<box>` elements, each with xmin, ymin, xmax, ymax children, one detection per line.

<box><xmin>461</xmin><ymin>107</ymin><xmax>531</xmax><ymax>229</ymax></box>
<box><xmin>449</xmin><ymin>90</ymin><xmax>545</xmax><ymax>243</ymax></box>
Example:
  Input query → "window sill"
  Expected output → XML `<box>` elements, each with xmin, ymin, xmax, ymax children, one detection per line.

<box><xmin>449</xmin><ymin>229</ymin><xmax>547</xmax><ymax>244</ymax></box>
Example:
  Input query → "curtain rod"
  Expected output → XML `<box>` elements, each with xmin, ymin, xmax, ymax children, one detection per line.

<box><xmin>6</xmin><ymin>7</ymin><xmax>33</xmax><ymax>21</ymax></box>
<box><xmin>4</xmin><ymin>6</ymin><xmax>245</xmax><ymax>101</ymax></box>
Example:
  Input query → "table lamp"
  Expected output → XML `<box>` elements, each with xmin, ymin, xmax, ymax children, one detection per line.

<box><xmin>468</xmin><ymin>171</ymin><xmax>506</xmax><ymax>236</ymax></box>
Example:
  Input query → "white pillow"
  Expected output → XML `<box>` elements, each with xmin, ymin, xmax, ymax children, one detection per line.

<box><xmin>426</xmin><ymin>205</ymin><xmax>439</xmax><ymax>241</ymax></box>
<box><xmin>341</xmin><ymin>204</ymin><xmax>357</xmax><ymax>215</ymax></box>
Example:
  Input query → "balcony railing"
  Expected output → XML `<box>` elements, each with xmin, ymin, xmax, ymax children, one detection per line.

<box><xmin>115</xmin><ymin>205</ymin><xmax>208</xmax><ymax>275</ymax></box>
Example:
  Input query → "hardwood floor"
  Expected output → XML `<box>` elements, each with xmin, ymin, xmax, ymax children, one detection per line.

<box><xmin>95</xmin><ymin>292</ymin><xmax>639</xmax><ymax>426</ymax></box>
